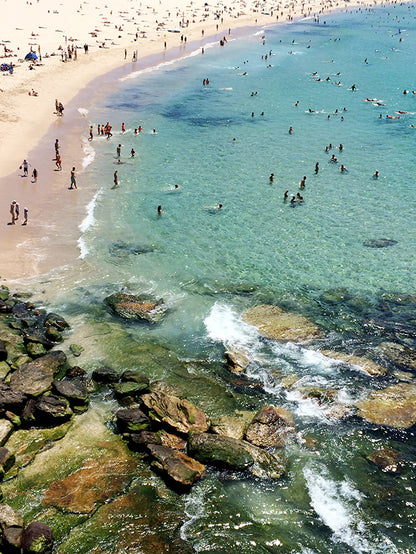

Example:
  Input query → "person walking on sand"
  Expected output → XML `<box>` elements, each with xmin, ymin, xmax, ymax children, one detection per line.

<box><xmin>70</xmin><ymin>167</ymin><xmax>77</xmax><ymax>189</ymax></box>
<box><xmin>9</xmin><ymin>201</ymin><xmax>16</xmax><ymax>225</ymax></box>
<box><xmin>56</xmin><ymin>154</ymin><xmax>62</xmax><ymax>171</ymax></box>
<box><xmin>15</xmin><ymin>202</ymin><xmax>20</xmax><ymax>221</ymax></box>
<box><xmin>114</xmin><ymin>170</ymin><xmax>118</xmax><ymax>187</ymax></box>
<box><xmin>89</xmin><ymin>126</ymin><xmax>93</xmax><ymax>141</ymax></box>
<box><xmin>22</xmin><ymin>207</ymin><xmax>28</xmax><ymax>225</ymax></box>
<box><xmin>32</xmin><ymin>168</ymin><xmax>38</xmax><ymax>182</ymax></box>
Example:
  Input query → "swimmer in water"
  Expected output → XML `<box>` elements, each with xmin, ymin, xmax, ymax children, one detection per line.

<box><xmin>269</xmin><ymin>173</ymin><xmax>274</xmax><ymax>183</ymax></box>
<box><xmin>215</xmin><ymin>203</ymin><xmax>223</xmax><ymax>209</ymax></box>
<box><xmin>284</xmin><ymin>189</ymin><xmax>289</xmax><ymax>201</ymax></box>
<box><xmin>157</xmin><ymin>205</ymin><xmax>162</xmax><ymax>214</ymax></box>
<box><xmin>340</xmin><ymin>164</ymin><xmax>347</xmax><ymax>172</ymax></box>
<box><xmin>289</xmin><ymin>126</ymin><xmax>294</xmax><ymax>134</ymax></box>
<box><xmin>300</xmin><ymin>176</ymin><xmax>306</xmax><ymax>189</ymax></box>
<box><xmin>315</xmin><ymin>161</ymin><xmax>319</xmax><ymax>174</ymax></box>
<box><xmin>373</xmin><ymin>170</ymin><xmax>379</xmax><ymax>178</ymax></box>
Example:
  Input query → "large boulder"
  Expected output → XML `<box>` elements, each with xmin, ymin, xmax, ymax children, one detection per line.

<box><xmin>319</xmin><ymin>350</ymin><xmax>388</xmax><ymax>377</ymax></box>
<box><xmin>141</xmin><ymin>391</ymin><xmax>210</xmax><ymax>434</ymax></box>
<box><xmin>243</xmin><ymin>305</ymin><xmax>323</xmax><ymax>342</ymax></box>
<box><xmin>21</xmin><ymin>521</ymin><xmax>54</xmax><ymax>553</ymax></box>
<box><xmin>355</xmin><ymin>383</ymin><xmax>416</xmax><ymax>429</ymax></box>
<box><xmin>91</xmin><ymin>366</ymin><xmax>119</xmax><ymax>384</ymax></box>
<box><xmin>105</xmin><ymin>293</ymin><xmax>167</xmax><ymax>323</ymax></box>
<box><xmin>188</xmin><ymin>432</ymin><xmax>287</xmax><ymax>479</ymax></box>
<box><xmin>378</xmin><ymin>342</ymin><xmax>416</xmax><ymax>372</ymax></box>
<box><xmin>188</xmin><ymin>433</ymin><xmax>254</xmax><ymax>470</ymax></box>
<box><xmin>147</xmin><ymin>444</ymin><xmax>205</xmax><ymax>488</ymax></box>
<box><xmin>245</xmin><ymin>406</ymin><xmax>296</xmax><ymax>447</ymax></box>
<box><xmin>224</xmin><ymin>350</ymin><xmax>249</xmax><ymax>373</ymax></box>
<box><xmin>52</xmin><ymin>379</ymin><xmax>89</xmax><ymax>407</ymax></box>
<box><xmin>9</xmin><ymin>351</ymin><xmax>67</xmax><ymax>396</ymax></box>
<box><xmin>44</xmin><ymin>313</ymin><xmax>70</xmax><ymax>331</ymax></box>
<box><xmin>366</xmin><ymin>446</ymin><xmax>403</xmax><ymax>474</ymax></box>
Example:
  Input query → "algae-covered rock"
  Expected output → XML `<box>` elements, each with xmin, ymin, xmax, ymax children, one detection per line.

<box><xmin>105</xmin><ymin>292</ymin><xmax>167</xmax><ymax>323</ymax></box>
<box><xmin>147</xmin><ymin>444</ymin><xmax>205</xmax><ymax>488</ymax></box>
<box><xmin>211</xmin><ymin>416</ymin><xmax>247</xmax><ymax>440</ymax></box>
<box><xmin>52</xmin><ymin>378</ymin><xmax>87</xmax><ymax>402</ymax></box>
<box><xmin>242</xmin><ymin>442</ymin><xmax>287</xmax><ymax>479</ymax></box>
<box><xmin>44</xmin><ymin>313</ymin><xmax>70</xmax><ymax>331</ymax></box>
<box><xmin>355</xmin><ymin>383</ymin><xmax>416</xmax><ymax>429</ymax></box>
<box><xmin>9</xmin><ymin>351</ymin><xmax>67</xmax><ymax>397</ymax></box>
<box><xmin>21</xmin><ymin>521</ymin><xmax>54</xmax><ymax>553</ymax></box>
<box><xmin>113</xmin><ymin>381</ymin><xmax>149</xmax><ymax>398</ymax></box>
<box><xmin>121</xmin><ymin>370</ymin><xmax>150</xmax><ymax>387</ymax></box>
<box><xmin>319</xmin><ymin>350</ymin><xmax>388</xmax><ymax>377</ymax></box>
<box><xmin>243</xmin><ymin>304</ymin><xmax>324</xmax><ymax>342</ymax></box>
<box><xmin>141</xmin><ymin>391</ymin><xmax>210</xmax><ymax>434</ymax></box>
<box><xmin>366</xmin><ymin>446</ymin><xmax>403</xmax><ymax>473</ymax></box>
<box><xmin>378</xmin><ymin>342</ymin><xmax>416</xmax><ymax>371</ymax></box>
<box><xmin>44</xmin><ymin>326</ymin><xmax>63</xmax><ymax>343</ymax></box>
<box><xmin>25</xmin><ymin>342</ymin><xmax>48</xmax><ymax>359</ymax></box>
<box><xmin>0</xmin><ymin>360</ymin><xmax>11</xmax><ymax>380</ymax></box>
<box><xmin>188</xmin><ymin>432</ymin><xmax>254</xmax><ymax>470</ymax></box>
<box><xmin>91</xmin><ymin>366</ymin><xmax>119</xmax><ymax>384</ymax></box>
<box><xmin>245</xmin><ymin>405</ymin><xmax>296</xmax><ymax>447</ymax></box>
<box><xmin>116</xmin><ymin>408</ymin><xmax>150</xmax><ymax>433</ymax></box>
<box><xmin>0</xmin><ymin>339</ymin><xmax>7</xmax><ymax>362</ymax></box>
<box><xmin>42</xmin><ymin>455</ymin><xmax>137</xmax><ymax>514</ymax></box>
<box><xmin>69</xmin><ymin>344</ymin><xmax>84</xmax><ymax>357</ymax></box>
<box><xmin>34</xmin><ymin>395</ymin><xmax>73</xmax><ymax>426</ymax></box>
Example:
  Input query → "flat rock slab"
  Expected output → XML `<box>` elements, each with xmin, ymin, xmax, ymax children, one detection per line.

<box><xmin>355</xmin><ymin>383</ymin><xmax>416</xmax><ymax>429</ymax></box>
<box><xmin>319</xmin><ymin>350</ymin><xmax>388</xmax><ymax>377</ymax></box>
<box><xmin>243</xmin><ymin>304</ymin><xmax>324</xmax><ymax>342</ymax></box>
<box><xmin>9</xmin><ymin>351</ymin><xmax>66</xmax><ymax>396</ymax></box>
<box><xmin>105</xmin><ymin>293</ymin><xmax>167</xmax><ymax>323</ymax></box>
<box><xmin>141</xmin><ymin>391</ymin><xmax>210</xmax><ymax>434</ymax></box>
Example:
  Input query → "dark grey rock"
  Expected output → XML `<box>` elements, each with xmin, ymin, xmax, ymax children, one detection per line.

<box><xmin>91</xmin><ymin>366</ymin><xmax>119</xmax><ymax>383</ymax></box>
<box><xmin>116</xmin><ymin>407</ymin><xmax>150</xmax><ymax>433</ymax></box>
<box><xmin>21</xmin><ymin>521</ymin><xmax>54</xmax><ymax>553</ymax></box>
<box><xmin>0</xmin><ymin>383</ymin><xmax>27</xmax><ymax>414</ymax></box>
<box><xmin>34</xmin><ymin>395</ymin><xmax>73</xmax><ymax>425</ymax></box>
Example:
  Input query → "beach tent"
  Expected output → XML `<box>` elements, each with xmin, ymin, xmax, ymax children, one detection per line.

<box><xmin>24</xmin><ymin>52</ymin><xmax>38</xmax><ymax>61</ymax></box>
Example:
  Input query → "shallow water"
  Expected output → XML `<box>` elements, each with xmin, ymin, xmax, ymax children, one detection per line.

<box><xmin>10</xmin><ymin>4</ymin><xmax>416</xmax><ymax>553</ymax></box>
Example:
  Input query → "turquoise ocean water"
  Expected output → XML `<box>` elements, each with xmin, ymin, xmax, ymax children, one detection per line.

<box><xmin>31</xmin><ymin>4</ymin><xmax>416</xmax><ymax>552</ymax></box>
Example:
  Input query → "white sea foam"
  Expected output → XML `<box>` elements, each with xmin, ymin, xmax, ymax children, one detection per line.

<box><xmin>78</xmin><ymin>107</ymin><xmax>89</xmax><ymax>117</ymax></box>
<box><xmin>120</xmin><ymin>42</ymin><xmax>218</xmax><ymax>82</ymax></box>
<box><xmin>304</xmin><ymin>463</ymin><xmax>395</xmax><ymax>553</ymax></box>
<box><xmin>77</xmin><ymin>190</ymin><xmax>101</xmax><ymax>258</ymax></box>
<box><xmin>204</xmin><ymin>302</ymin><xmax>259</xmax><ymax>350</ymax></box>
<box><xmin>81</xmin><ymin>139</ymin><xmax>96</xmax><ymax>169</ymax></box>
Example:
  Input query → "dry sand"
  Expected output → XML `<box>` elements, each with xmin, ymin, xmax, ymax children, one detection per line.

<box><xmin>0</xmin><ymin>0</ymin><xmax>375</xmax><ymax>280</ymax></box>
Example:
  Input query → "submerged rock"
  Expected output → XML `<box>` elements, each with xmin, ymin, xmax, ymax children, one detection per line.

<box><xmin>141</xmin><ymin>391</ymin><xmax>210</xmax><ymax>434</ymax></box>
<box><xmin>91</xmin><ymin>366</ymin><xmax>119</xmax><ymax>384</ymax></box>
<box><xmin>147</xmin><ymin>444</ymin><xmax>205</xmax><ymax>488</ymax></box>
<box><xmin>378</xmin><ymin>342</ymin><xmax>416</xmax><ymax>372</ymax></box>
<box><xmin>366</xmin><ymin>446</ymin><xmax>403</xmax><ymax>473</ymax></box>
<box><xmin>319</xmin><ymin>350</ymin><xmax>388</xmax><ymax>377</ymax></box>
<box><xmin>363</xmin><ymin>238</ymin><xmax>398</xmax><ymax>248</ymax></box>
<box><xmin>105</xmin><ymin>292</ymin><xmax>167</xmax><ymax>323</ymax></box>
<box><xmin>188</xmin><ymin>432</ymin><xmax>253</xmax><ymax>471</ymax></box>
<box><xmin>109</xmin><ymin>241</ymin><xmax>155</xmax><ymax>257</ymax></box>
<box><xmin>9</xmin><ymin>351</ymin><xmax>67</xmax><ymax>397</ymax></box>
<box><xmin>243</xmin><ymin>304</ymin><xmax>323</xmax><ymax>342</ymax></box>
<box><xmin>355</xmin><ymin>383</ymin><xmax>416</xmax><ymax>428</ymax></box>
<box><xmin>245</xmin><ymin>405</ymin><xmax>296</xmax><ymax>447</ymax></box>
<box><xmin>211</xmin><ymin>416</ymin><xmax>247</xmax><ymax>440</ymax></box>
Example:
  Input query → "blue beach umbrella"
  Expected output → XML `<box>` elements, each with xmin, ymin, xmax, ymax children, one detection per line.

<box><xmin>24</xmin><ymin>52</ymin><xmax>38</xmax><ymax>61</ymax></box>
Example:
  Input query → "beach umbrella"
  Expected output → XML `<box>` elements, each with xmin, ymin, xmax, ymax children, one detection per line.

<box><xmin>24</xmin><ymin>52</ymin><xmax>38</xmax><ymax>61</ymax></box>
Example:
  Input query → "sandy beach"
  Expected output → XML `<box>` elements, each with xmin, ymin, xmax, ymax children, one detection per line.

<box><xmin>0</xmin><ymin>0</ymin><xmax>380</xmax><ymax>281</ymax></box>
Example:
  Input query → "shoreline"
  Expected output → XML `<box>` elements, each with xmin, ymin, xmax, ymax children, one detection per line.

<box><xmin>0</xmin><ymin>0</ymin><xmax>398</xmax><ymax>282</ymax></box>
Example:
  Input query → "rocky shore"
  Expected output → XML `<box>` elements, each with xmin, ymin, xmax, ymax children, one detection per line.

<box><xmin>1</xmin><ymin>285</ymin><xmax>416</xmax><ymax>551</ymax></box>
